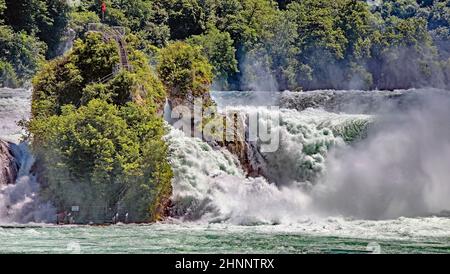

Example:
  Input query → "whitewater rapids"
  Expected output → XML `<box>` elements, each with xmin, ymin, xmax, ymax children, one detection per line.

<box><xmin>168</xmin><ymin>89</ymin><xmax>450</xmax><ymax>224</ymax></box>
<box><xmin>2</xmin><ymin>88</ymin><xmax>450</xmax><ymax>225</ymax></box>
<box><xmin>0</xmin><ymin>89</ymin><xmax>55</xmax><ymax>224</ymax></box>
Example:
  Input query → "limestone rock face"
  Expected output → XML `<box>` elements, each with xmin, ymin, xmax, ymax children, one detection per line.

<box><xmin>0</xmin><ymin>140</ymin><xmax>19</xmax><ymax>186</ymax></box>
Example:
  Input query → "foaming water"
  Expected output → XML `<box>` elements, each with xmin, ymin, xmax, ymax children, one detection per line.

<box><xmin>168</xmin><ymin>90</ymin><xmax>450</xmax><ymax>223</ymax></box>
<box><xmin>228</xmin><ymin>107</ymin><xmax>371</xmax><ymax>185</ymax></box>
<box><xmin>279</xmin><ymin>88</ymin><xmax>450</xmax><ymax>114</ymax></box>
<box><xmin>0</xmin><ymin>143</ymin><xmax>55</xmax><ymax>224</ymax></box>
<box><xmin>0</xmin><ymin>88</ymin><xmax>31</xmax><ymax>143</ymax></box>
<box><xmin>311</xmin><ymin>95</ymin><xmax>450</xmax><ymax>219</ymax></box>
<box><xmin>1</xmin><ymin>217</ymin><xmax>450</xmax><ymax>253</ymax></box>
<box><xmin>166</xmin><ymin>126</ymin><xmax>314</xmax><ymax>224</ymax></box>
<box><xmin>211</xmin><ymin>91</ymin><xmax>281</xmax><ymax>108</ymax></box>
<box><xmin>166</xmin><ymin>106</ymin><xmax>372</xmax><ymax>224</ymax></box>
<box><xmin>165</xmin><ymin>128</ymin><xmax>245</xmax><ymax>220</ymax></box>
<box><xmin>0</xmin><ymin>88</ymin><xmax>55</xmax><ymax>224</ymax></box>
<box><xmin>2</xmin><ymin>87</ymin><xmax>450</xmax><ymax>228</ymax></box>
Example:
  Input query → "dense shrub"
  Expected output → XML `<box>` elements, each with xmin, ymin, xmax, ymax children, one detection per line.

<box><xmin>29</xmin><ymin>99</ymin><xmax>172</xmax><ymax>222</ymax></box>
<box><xmin>188</xmin><ymin>27</ymin><xmax>238</xmax><ymax>88</ymax></box>
<box><xmin>0</xmin><ymin>25</ymin><xmax>46</xmax><ymax>86</ymax></box>
<box><xmin>29</xmin><ymin>30</ymin><xmax>172</xmax><ymax>223</ymax></box>
<box><xmin>0</xmin><ymin>60</ymin><xmax>18</xmax><ymax>88</ymax></box>
<box><xmin>157</xmin><ymin>41</ymin><xmax>213</xmax><ymax>98</ymax></box>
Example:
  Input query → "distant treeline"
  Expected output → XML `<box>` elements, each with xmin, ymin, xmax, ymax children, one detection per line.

<box><xmin>1</xmin><ymin>0</ymin><xmax>450</xmax><ymax>90</ymax></box>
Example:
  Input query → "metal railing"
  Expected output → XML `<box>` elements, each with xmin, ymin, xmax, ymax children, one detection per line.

<box><xmin>87</xmin><ymin>23</ymin><xmax>133</xmax><ymax>83</ymax></box>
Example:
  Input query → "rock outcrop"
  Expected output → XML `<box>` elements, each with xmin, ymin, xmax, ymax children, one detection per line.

<box><xmin>166</xmin><ymin>93</ymin><xmax>264</xmax><ymax>178</ymax></box>
<box><xmin>214</xmin><ymin>112</ymin><xmax>263</xmax><ymax>177</ymax></box>
<box><xmin>0</xmin><ymin>140</ymin><xmax>19</xmax><ymax>185</ymax></box>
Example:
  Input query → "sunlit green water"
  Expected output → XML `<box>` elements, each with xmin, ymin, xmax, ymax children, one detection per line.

<box><xmin>1</xmin><ymin>218</ymin><xmax>450</xmax><ymax>254</ymax></box>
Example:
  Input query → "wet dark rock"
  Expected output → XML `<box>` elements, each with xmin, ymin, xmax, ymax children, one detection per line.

<box><xmin>0</xmin><ymin>140</ymin><xmax>20</xmax><ymax>185</ymax></box>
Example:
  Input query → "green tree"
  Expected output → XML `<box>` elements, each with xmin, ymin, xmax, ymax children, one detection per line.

<box><xmin>32</xmin><ymin>32</ymin><xmax>118</xmax><ymax>118</ymax></box>
<box><xmin>76</xmin><ymin>0</ymin><xmax>171</xmax><ymax>47</ymax></box>
<box><xmin>0</xmin><ymin>25</ymin><xmax>45</xmax><ymax>84</ymax></box>
<box><xmin>0</xmin><ymin>60</ymin><xmax>18</xmax><ymax>88</ymax></box>
<box><xmin>223</xmin><ymin>0</ymin><xmax>278</xmax><ymax>49</ymax></box>
<box><xmin>4</xmin><ymin>0</ymin><xmax>70</xmax><ymax>58</ymax></box>
<box><xmin>33</xmin><ymin>30</ymin><xmax>166</xmax><ymax>116</ymax></box>
<box><xmin>287</xmin><ymin>0</ymin><xmax>347</xmax><ymax>89</ymax></box>
<box><xmin>37</xmin><ymin>0</ymin><xmax>70</xmax><ymax>58</ymax></box>
<box><xmin>337</xmin><ymin>0</ymin><xmax>374</xmax><ymax>59</ymax></box>
<box><xmin>378</xmin><ymin>0</ymin><xmax>420</xmax><ymax>19</ymax></box>
<box><xmin>369</xmin><ymin>16</ymin><xmax>441</xmax><ymax>89</ymax></box>
<box><xmin>0</xmin><ymin>0</ymin><xmax>6</xmax><ymax>24</ymax></box>
<box><xmin>68</xmin><ymin>10</ymin><xmax>101</xmax><ymax>39</ymax></box>
<box><xmin>29</xmin><ymin>99</ymin><xmax>172</xmax><ymax>222</ymax></box>
<box><xmin>188</xmin><ymin>27</ymin><xmax>238</xmax><ymax>86</ymax></box>
<box><xmin>70</xmin><ymin>32</ymin><xmax>119</xmax><ymax>84</ymax></box>
<box><xmin>157</xmin><ymin>0</ymin><xmax>207</xmax><ymax>40</ymax></box>
<box><xmin>30</xmin><ymin>30</ymin><xmax>172</xmax><ymax>223</ymax></box>
<box><xmin>336</xmin><ymin>0</ymin><xmax>375</xmax><ymax>89</ymax></box>
<box><xmin>239</xmin><ymin>10</ymin><xmax>300</xmax><ymax>90</ymax></box>
<box><xmin>4</xmin><ymin>0</ymin><xmax>46</xmax><ymax>33</ymax></box>
<box><xmin>157</xmin><ymin>41</ymin><xmax>213</xmax><ymax>98</ymax></box>
<box><xmin>204</xmin><ymin>0</ymin><xmax>279</xmax><ymax>89</ymax></box>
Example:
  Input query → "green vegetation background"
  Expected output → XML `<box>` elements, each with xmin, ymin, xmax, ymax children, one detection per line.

<box><xmin>3</xmin><ymin>0</ymin><xmax>450</xmax><ymax>91</ymax></box>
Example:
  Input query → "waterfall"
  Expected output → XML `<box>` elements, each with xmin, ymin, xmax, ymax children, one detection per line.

<box><xmin>3</xmin><ymin>87</ymin><xmax>450</xmax><ymax>225</ymax></box>
<box><xmin>166</xmin><ymin>106</ymin><xmax>372</xmax><ymax>224</ymax></box>
<box><xmin>278</xmin><ymin>88</ymin><xmax>449</xmax><ymax>114</ymax></box>
<box><xmin>226</xmin><ymin>107</ymin><xmax>372</xmax><ymax>185</ymax></box>
<box><xmin>0</xmin><ymin>88</ymin><xmax>31</xmax><ymax>143</ymax></box>
<box><xmin>311</xmin><ymin>94</ymin><xmax>450</xmax><ymax>219</ymax></box>
<box><xmin>167</xmin><ymin>89</ymin><xmax>450</xmax><ymax>224</ymax></box>
<box><xmin>166</xmin><ymin>126</ymin><xmax>312</xmax><ymax>224</ymax></box>
<box><xmin>0</xmin><ymin>88</ymin><xmax>55</xmax><ymax>224</ymax></box>
<box><xmin>0</xmin><ymin>143</ymin><xmax>55</xmax><ymax>224</ymax></box>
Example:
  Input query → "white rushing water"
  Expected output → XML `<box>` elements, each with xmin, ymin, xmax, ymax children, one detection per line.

<box><xmin>311</xmin><ymin>94</ymin><xmax>450</xmax><ymax>219</ymax></box>
<box><xmin>166</xmin><ymin>126</ymin><xmax>315</xmax><ymax>224</ymax></box>
<box><xmin>2</xmin><ymin>88</ymin><xmax>450</xmax><ymax>226</ymax></box>
<box><xmin>0</xmin><ymin>88</ymin><xmax>31</xmax><ymax>143</ymax></box>
<box><xmin>0</xmin><ymin>88</ymin><xmax>55</xmax><ymax>224</ymax></box>
<box><xmin>0</xmin><ymin>143</ymin><xmax>55</xmax><ymax>223</ymax></box>
<box><xmin>168</xmin><ymin>89</ymin><xmax>450</xmax><ymax>224</ymax></box>
<box><xmin>166</xmin><ymin>107</ymin><xmax>372</xmax><ymax>224</ymax></box>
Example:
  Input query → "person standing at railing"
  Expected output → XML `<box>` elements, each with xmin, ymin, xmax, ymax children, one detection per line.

<box><xmin>101</xmin><ymin>1</ymin><xmax>107</xmax><ymax>21</ymax></box>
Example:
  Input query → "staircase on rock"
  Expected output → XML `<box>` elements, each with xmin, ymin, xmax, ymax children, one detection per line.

<box><xmin>87</xmin><ymin>23</ymin><xmax>133</xmax><ymax>83</ymax></box>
